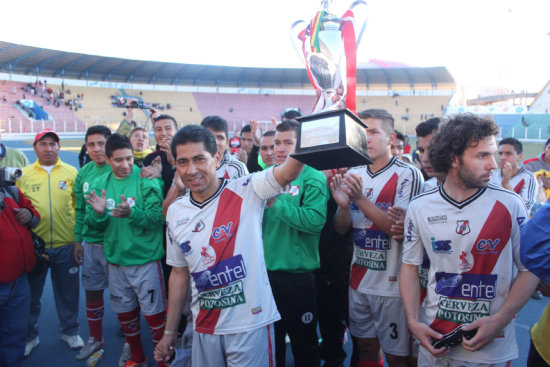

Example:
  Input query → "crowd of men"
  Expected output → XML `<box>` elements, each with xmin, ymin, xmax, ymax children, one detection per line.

<box><xmin>0</xmin><ymin>108</ymin><xmax>549</xmax><ymax>367</ymax></box>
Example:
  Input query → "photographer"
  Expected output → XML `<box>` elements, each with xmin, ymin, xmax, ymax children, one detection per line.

<box><xmin>0</xmin><ymin>167</ymin><xmax>40</xmax><ymax>367</ymax></box>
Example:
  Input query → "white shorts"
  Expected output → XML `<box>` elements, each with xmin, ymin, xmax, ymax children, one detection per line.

<box><xmin>192</xmin><ymin>324</ymin><xmax>275</xmax><ymax>367</ymax></box>
<box><xmin>81</xmin><ymin>241</ymin><xmax>109</xmax><ymax>291</ymax></box>
<box><xmin>348</xmin><ymin>288</ymin><xmax>410</xmax><ymax>356</ymax></box>
<box><xmin>108</xmin><ymin>260</ymin><xmax>166</xmax><ymax>315</ymax></box>
<box><xmin>418</xmin><ymin>346</ymin><xmax>512</xmax><ymax>367</ymax></box>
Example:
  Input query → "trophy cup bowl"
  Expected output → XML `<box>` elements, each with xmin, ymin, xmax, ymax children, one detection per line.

<box><xmin>290</xmin><ymin>1</ymin><xmax>372</xmax><ymax>170</ymax></box>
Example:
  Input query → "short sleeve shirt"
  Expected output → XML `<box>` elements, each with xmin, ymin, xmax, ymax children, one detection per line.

<box><xmin>166</xmin><ymin>167</ymin><xmax>283</xmax><ymax>335</ymax></box>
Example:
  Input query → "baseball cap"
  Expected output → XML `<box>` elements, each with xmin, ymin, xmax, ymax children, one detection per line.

<box><xmin>34</xmin><ymin>129</ymin><xmax>60</xmax><ymax>144</ymax></box>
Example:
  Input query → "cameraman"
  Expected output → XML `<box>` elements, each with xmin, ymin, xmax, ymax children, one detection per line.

<box><xmin>0</xmin><ymin>168</ymin><xmax>40</xmax><ymax>367</ymax></box>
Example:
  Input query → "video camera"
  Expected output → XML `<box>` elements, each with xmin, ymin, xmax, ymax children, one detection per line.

<box><xmin>0</xmin><ymin>167</ymin><xmax>22</xmax><ymax>187</ymax></box>
<box><xmin>0</xmin><ymin>167</ymin><xmax>22</xmax><ymax>211</ymax></box>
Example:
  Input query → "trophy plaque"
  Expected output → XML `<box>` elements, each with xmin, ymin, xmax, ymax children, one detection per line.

<box><xmin>290</xmin><ymin>0</ymin><xmax>371</xmax><ymax>170</ymax></box>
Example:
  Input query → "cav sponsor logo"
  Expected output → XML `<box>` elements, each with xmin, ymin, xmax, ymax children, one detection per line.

<box><xmin>179</xmin><ymin>241</ymin><xmax>192</xmax><ymax>255</ymax></box>
<box><xmin>434</xmin><ymin>272</ymin><xmax>497</xmax><ymax>300</ymax></box>
<box><xmin>475</xmin><ymin>239</ymin><xmax>501</xmax><ymax>254</ymax></box>
<box><xmin>458</xmin><ymin>251</ymin><xmax>474</xmax><ymax>272</ymax></box>
<box><xmin>58</xmin><ymin>181</ymin><xmax>67</xmax><ymax>190</ymax></box>
<box><xmin>427</xmin><ymin>215</ymin><xmax>447</xmax><ymax>224</ymax></box>
<box><xmin>83</xmin><ymin>182</ymin><xmax>89</xmax><ymax>192</ymax></box>
<box><xmin>406</xmin><ymin>219</ymin><xmax>414</xmax><ymax>241</ymax></box>
<box><xmin>192</xmin><ymin>220</ymin><xmax>205</xmax><ymax>233</ymax></box>
<box><xmin>289</xmin><ymin>185</ymin><xmax>300</xmax><ymax>196</ymax></box>
<box><xmin>192</xmin><ymin>255</ymin><xmax>248</xmax><ymax>310</ymax></box>
<box><xmin>127</xmin><ymin>197</ymin><xmax>136</xmax><ymax>208</ymax></box>
<box><xmin>376</xmin><ymin>202</ymin><xmax>391</xmax><ymax>211</ymax></box>
<box><xmin>353</xmin><ymin>229</ymin><xmax>391</xmax><ymax>250</ymax></box>
<box><xmin>212</xmin><ymin>222</ymin><xmax>234</xmax><ymax>242</ymax></box>
<box><xmin>397</xmin><ymin>179</ymin><xmax>410</xmax><ymax>199</ymax></box>
<box><xmin>430</xmin><ymin>237</ymin><xmax>452</xmax><ymax>254</ymax></box>
<box><xmin>456</xmin><ymin>220</ymin><xmax>470</xmax><ymax>235</ymax></box>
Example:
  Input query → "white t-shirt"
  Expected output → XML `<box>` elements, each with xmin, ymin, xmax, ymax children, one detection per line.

<box><xmin>348</xmin><ymin>157</ymin><xmax>424</xmax><ymax>297</ymax></box>
<box><xmin>489</xmin><ymin>167</ymin><xmax>538</xmax><ymax>211</ymax></box>
<box><xmin>403</xmin><ymin>183</ymin><xmax>528</xmax><ymax>364</ymax></box>
<box><xmin>216</xmin><ymin>152</ymin><xmax>248</xmax><ymax>180</ymax></box>
<box><xmin>166</xmin><ymin>167</ymin><xmax>283</xmax><ymax>335</ymax></box>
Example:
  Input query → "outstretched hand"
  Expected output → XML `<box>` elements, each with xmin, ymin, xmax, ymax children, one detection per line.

<box><xmin>250</xmin><ymin>119</ymin><xmax>261</xmax><ymax>146</ymax></box>
<box><xmin>87</xmin><ymin>189</ymin><xmax>107</xmax><ymax>215</ymax></box>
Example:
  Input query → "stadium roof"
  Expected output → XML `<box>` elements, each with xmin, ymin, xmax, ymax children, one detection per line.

<box><xmin>0</xmin><ymin>41</ymin><xmax>455</xmax><ymax>89</ymax></box>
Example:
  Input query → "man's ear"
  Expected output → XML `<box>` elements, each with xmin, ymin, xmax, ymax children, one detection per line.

<box><xmin>451</xmin><ymin>154</ymin><xmax>460</xmax><ymax>168</ymax></box>
<box><xmin>388</xmin><ymin>131</ymin><xmax>396</xmax><ymax>146</ymax></box>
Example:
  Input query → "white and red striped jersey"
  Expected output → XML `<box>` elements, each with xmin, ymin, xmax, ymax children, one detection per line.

<box><xmin>216</xmin><ymin>152</ymin><xmax>248</xmax><ymax>180</ymax></box>
<box><xmin>348</xmin><ymin>157</ymin><xmax>423</xmax><ymax>297</ymax></box>
<box><xmin>166</xmin><ymin>168</ymin><xmax>282</xmax><ymax>335</ymax></box>
<box><xmin>403</xmin><ymin>184</ymin><xmax>528</xmax><ymax>364</ymax></box>
<box><xmin>489</xmin><ymin>167</ymin><xmax>538</xmax><ymax>211</ymax></box>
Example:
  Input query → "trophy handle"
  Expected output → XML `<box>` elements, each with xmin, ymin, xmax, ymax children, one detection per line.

<box><xmin>290</xmin><ymin>20</ymin><xmax>308</xmax><ymax>68</ymax></box>
<box><xmin>348</xmin><ymin>0</ymin><xmax>368</xmax><ymax>47</ymax></box>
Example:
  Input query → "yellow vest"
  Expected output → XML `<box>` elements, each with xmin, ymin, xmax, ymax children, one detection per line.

<box><xmin>531</xmin><ymin>302</ymin><xmax>550</xmax><ymax>364</ymax></box>
<box><xmin>16</xmin><ymin>158</ymin><xmax>77</xmax><ymax>248</ymax></box>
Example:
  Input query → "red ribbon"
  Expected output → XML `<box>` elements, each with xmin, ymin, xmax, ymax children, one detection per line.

<box><xmin>342</xmin><ymin>9</ymin><xmax>357</xmax><ymax>113</ymax></box>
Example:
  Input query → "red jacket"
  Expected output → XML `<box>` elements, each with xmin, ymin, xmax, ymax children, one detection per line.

<box><xmin>1</xmin><ymin>186</ymin><xmax>40</xmax><ymax>282</ymax></box>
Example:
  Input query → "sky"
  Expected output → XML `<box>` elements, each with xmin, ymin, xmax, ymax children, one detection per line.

<box><xmin>2</xmin><ymin>0</ymin><xmax>550</xmax><ymax>97</ymax></box>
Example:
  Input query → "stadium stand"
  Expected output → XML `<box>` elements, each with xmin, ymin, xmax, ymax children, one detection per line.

<box><xmin>0</xmin><ymin>41</ymin><xmax>456</xmax><ymax>134</ymax></box>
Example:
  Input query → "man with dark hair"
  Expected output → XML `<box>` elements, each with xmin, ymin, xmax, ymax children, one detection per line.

<box><xmin>246</xmin><ymin>122</ymin><xmax>277</xmax><ymax>173</ymax></box>
<box><xmin>489</xmin><ymin>137</ymin><xmax>537</xmax><ymax>211</ymax></box>
<box><xmin>72</xmin><ymin>125</ymin><xmax>114</xmax><ymax>361</ymax></box>
<box><xmin>201</xmin><ymin>115</ymin><xmax>248</xmax><ymax>179</ymax></box>
<box><xmin>86</xmin><ymin>134</ymin><xmax>166</xmax><ymax>367</ymax></box>
<box><xmin>282</xmin><ymin>108</ymin><xmax>302</xmax><ymax>121</ymax></box>
<box><xmin>391</xmin><ymin>130</ymin><xmax>405</xmax><ymax>161</ymax></box>
<box><xmin>415</xmin><ymin>117</ymin><xmax>442</xmax><ymax>190</ymax></box>
<box><xmin>156</xmin><ymin>124</ymin><xmax>305</xmax><ymax>366</ymax></box>
<box><xmin>401</xmin><ymin>113</ymin><xmax>540</xmax><ymax>367</ymax></box>
<box><xmin>332</xmin><ymin>109</ymin><xmax>423</xmax><ymax>367</ymax></box>
<box><xmin>262</xmin><ymin>119</ymin><xmax>329</xmax><ymax>366</ymax></box>
<box><xmin>235</xmin><ymin>125</ymin><xmax>254</xmax><ymax>164</ymax></box>
<box><xmin>17</xmin><ymin>129</ymin><xmax>83</xmax><ymax>356</ymax></box>
<box><xmin>142</xmin><ymin>114</ymin><xmax>178</xmax><ymax>197</ymax></box>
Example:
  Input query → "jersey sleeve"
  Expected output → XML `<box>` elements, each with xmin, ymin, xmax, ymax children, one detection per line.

<box><xmin>128</xmin><ymin>177</ymin><xmax>165</xmax><ymax>228</ymax></box>
<box><xmin>394</xmin><ymin>166</ymin><xmax>424</xmax><ymax>209</ymax></box>
<box><xmin>512</xmin><ymin>197</ymin><xmax>528</xmax><ymax>272</ymax></box>
<box><xmin>165</xmin><ymin>212</ymin><xmax>188</xmax><ymax>268</ymax></box>
<box><xmin>520</xmin><ymin>172</ymin><xmax>538</xmax><ymax>212</ymax></box>
<box><xmin>268</xmin><ymin>174</ymin><xmax>329</xmax><ymax>234</ymax></box>
<box><xmin>251</xmin><ymin>166</ymin><xmax>288</xmax><ymax>200</ymax></box>
<box><xmin>402</xmin><ymin>201</ymin><xmax>424</xmax><ymax>266</ymax></box>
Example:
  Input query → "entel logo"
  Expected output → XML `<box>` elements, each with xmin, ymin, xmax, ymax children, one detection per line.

<box><xmin>476</xmin><ymin>239</ymin><xmax>500</xmax><ymax>252</ymax></box>
<box><xmin>213</xmin><ymin>222</ymin><xmax>233</xmax><ymax>240</ymax></box>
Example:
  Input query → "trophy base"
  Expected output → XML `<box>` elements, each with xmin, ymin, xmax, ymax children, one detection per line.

<box><xmin>291</xmin><ymin>108</ymin><xmax>372</xmax><ymax>170</ymax></box>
